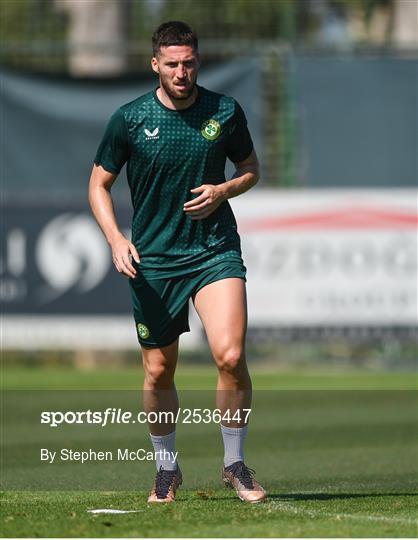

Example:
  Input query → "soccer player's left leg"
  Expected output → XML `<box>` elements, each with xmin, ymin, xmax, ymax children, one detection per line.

<box><xmin>142</xmin><ymin>340</ymin><xmax>182</xmax><ymax>503</ymax></box>
<box><xmin>193</xmin><ymin>278</ymin><xmax>266</xmax><ymax>503</ymax></box>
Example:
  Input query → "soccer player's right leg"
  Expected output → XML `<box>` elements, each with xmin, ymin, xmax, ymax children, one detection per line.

<box><xmin>129</xmin><ymin>271</ymin><xmax>192</xmax><ymax>501</ymax></box>
<box><xmin>142</xmin><ymin>340</ymin><xmax>182</xmax><ymax>502</ymax></box>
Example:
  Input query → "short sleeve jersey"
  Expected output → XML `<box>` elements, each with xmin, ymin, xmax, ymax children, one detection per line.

<box><xmin>94</xmin><ymin>85</ymin><xmax>253</xmax><ymax>278</ymax></box>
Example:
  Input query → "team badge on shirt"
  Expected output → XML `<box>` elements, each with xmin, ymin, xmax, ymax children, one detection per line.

<box><xmin>201</xmin><ymin>119</ymin><xmax>221</xmax><ymax>140</ymax></box>
<box><xmin>137</xmin><ymin>323</ymin><xmax>150</xmax><ymax>339</ymax></box>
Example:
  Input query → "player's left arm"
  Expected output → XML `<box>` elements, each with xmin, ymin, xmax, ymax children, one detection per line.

<box><xmin>183</xmin><ymin>149</ymin><xmax>259</xmax><ymax>220</ymax></box>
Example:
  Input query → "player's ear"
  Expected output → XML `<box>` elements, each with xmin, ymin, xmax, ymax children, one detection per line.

<box><xmin>151</xmin><ymin>56</ymin><xmax>159</xmax><ymax>74</ymax></box>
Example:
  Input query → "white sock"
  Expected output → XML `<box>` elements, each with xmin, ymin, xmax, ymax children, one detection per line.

<box><xmin>221</xmin><ymin>424</ymin><xmax>248</xmax><ymax>467</ymax></box>
<box><xmin>150</xmin><ymin>430</ymin><xmax>177</xmax><ymax>471</ymax></box>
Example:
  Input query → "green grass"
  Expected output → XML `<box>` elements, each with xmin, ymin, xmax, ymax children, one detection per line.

<box><xmin>1</xmin><ymin>364</ymin><xmax>417</xmax><ymax>537</ymax></box>
<box><xmin>2</xmin><ymin>364</ymin><xmax>416</xmax><ymax>390</ymax></box>
<box><xmin>2</xmin><ymin>489</ymin><xmax>417</xmax><ymax>538</ymax></box>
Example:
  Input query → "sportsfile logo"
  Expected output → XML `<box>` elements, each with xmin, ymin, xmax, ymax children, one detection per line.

<box><xmin>40</xmin><ymin>407</ymin><xmax>252</xmax><ymax>427</ymax></box>
<box><xmin>144</xmin><ymin>127</ymin><xmax>159</xmax><ymax>140</ymax></box>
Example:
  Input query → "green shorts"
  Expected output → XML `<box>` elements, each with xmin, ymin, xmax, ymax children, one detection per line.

<box><xmin>129</xmin><ymin>260</ymin><xmax>246</xmax><ymax>348</ymax></box>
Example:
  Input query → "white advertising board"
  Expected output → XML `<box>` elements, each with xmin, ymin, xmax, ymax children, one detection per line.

<box><xmin>231</xmin><ymin>189</ymin><xmax>417</xmax><ymax>327</ymax></box>
<box><xmin>2</xmin><ymin>189</ymin><xmax>416</xmax><ymax>350</ymax></box>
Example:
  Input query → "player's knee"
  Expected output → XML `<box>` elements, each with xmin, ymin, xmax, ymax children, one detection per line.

<box><xmin>216</xmin><ymin>346</ymin><xmax>245</xmax><ymax>374</ymax></box>
<box><xmin>143</xmin><ymin>358</ymin><xmax>175</xmax><ymax>387</ymax></box>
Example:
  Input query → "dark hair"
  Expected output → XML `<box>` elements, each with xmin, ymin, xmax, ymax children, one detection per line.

<box><xmin>152</xmin><ymin>21</ymin><xmax>198</xmax><ymax>56</ymax></box>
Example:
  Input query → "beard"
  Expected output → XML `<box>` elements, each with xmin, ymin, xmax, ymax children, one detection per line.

<box><xmin>160</xmin><ymin>75</ymin><xmax>197</xmax><ymax>101</ymax></box>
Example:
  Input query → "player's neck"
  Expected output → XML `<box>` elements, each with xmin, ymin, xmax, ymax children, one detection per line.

<box><xmin>156</xmin><ymin>85</ymin><xmax>198</xmax><ymax>111</ymax></box>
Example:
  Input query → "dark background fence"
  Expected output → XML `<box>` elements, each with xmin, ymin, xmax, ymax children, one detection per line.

<box><xmin>1</xmin><ymin>0</ymin><xmax>417</xmax><ymax>189</ymax></box>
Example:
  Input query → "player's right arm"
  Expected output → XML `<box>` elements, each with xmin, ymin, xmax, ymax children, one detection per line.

<box><xmin>88</xmin><ymin>164</ymin><xmax>140</xmax><ymax>278</ymax></box>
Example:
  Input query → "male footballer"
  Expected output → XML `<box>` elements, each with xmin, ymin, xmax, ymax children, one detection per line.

<box><xmin>89</xmin><ymin>21</ymin><xmax>266</xmax><ymax>504</ymax></box>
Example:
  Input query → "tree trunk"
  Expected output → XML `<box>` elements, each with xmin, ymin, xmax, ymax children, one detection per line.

<box><xmin>55</xmin><ymin>0</ymin><xmax>130</xmax><ymax>77</ymax></box>
<box><xmin>392</xmin><ymin>0</ymin><xmax>418</xmax><ymax>48</ymax></box>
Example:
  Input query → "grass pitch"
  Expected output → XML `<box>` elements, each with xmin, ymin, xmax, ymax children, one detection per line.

<box><xmin>1</xmin><ymin>364</ymin><xmax>417</xmax><ymax>537</ymax></box>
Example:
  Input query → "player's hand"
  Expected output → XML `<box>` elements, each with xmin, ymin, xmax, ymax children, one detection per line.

<box><xmin>110</xmin><ymin>234</ymin><xmax>140</xmax><ymax>278</ymax></box>
<box><xmin>183</xmin><ymin>184</ymin><xmax>226</xmax><ymax>220</ymax></box>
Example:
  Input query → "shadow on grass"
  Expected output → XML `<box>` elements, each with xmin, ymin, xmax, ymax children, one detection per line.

<box><xmin>178</xmin><ymin>491</ymin><xmax>418</xmax><ymax>502</ymax></box>
<box><xmin>179</xmin><ymin>490</ymin><xmax>418</xmax><ymax>503</ymax></box>
<box><xmin>128</xmin><ymin>491</ymin><xmax>418</xmax><ymax>503</ymax></box>
<box><xmin>268</xmin><ymin>492</ymin><xmax>418</xmax><ymax>501</ymax></box>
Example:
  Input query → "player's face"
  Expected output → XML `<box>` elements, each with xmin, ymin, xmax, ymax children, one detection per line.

<box><xmin>151</xmin><ymin>45</ymin><xmax>200</xmax><ymax>100</ymax></box>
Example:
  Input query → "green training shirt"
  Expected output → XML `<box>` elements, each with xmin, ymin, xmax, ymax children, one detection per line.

<box><xmin>94</xmin><ymin>85</ymin><xmax>253</xmax><ymax>278</ymax></box>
